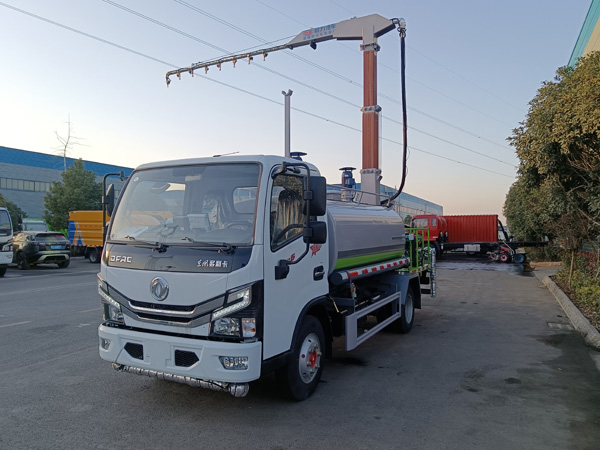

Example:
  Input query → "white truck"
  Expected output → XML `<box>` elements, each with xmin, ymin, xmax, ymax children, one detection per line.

<box><xmin>98</xmin><ymin>155</ymin><xmax>435</xmax><ymax>399</ymax></box>
<box><xmin>0</xmin><ymin>206</ymin><xmax>14</xmax><ymax>277</ymax></box>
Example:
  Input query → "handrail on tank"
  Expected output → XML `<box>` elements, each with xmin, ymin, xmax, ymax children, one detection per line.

<box><xmin>404</xmin><ymin>227</ymin><xmax>431</xmax><ymax>273</ymax></box>
<box><xmin>326</xmin><ymin>184</ymin><xmax>393</xmax><ymax>206</ymax></box>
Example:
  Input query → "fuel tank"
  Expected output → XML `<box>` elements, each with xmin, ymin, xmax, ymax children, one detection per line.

<box><xmin>326</xmin><ymin>201</ymin><xmax>406</xmax><ymax>275</ymax></box>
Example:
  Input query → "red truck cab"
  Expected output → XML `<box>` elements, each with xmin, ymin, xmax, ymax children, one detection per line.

<box><xmin>411</xmin><ymin>215</ymin><xmax>447</xmax><ymax>254</ymax></box>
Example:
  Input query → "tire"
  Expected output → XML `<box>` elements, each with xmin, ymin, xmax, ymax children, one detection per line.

<box><xmin>499</xmin><ymin>253</ymin><xmax>510</xmax><ymax>263</ymax></box>
<box><xmin>513</xmin><ymin>253</ymin><xmax>526</xmax><ymax>264</ymax></box>
<box><xmin>16</xmin><ymin>252</ymin><xmax>29</xmax><ymax>270</ymax></box>
<box><xmin>89</xmin><ymin>248</ymin><xmax>101</xmax><ymax>264</ymax></box>
<box><xmin>430</xmin><ymin>242</ymin><xmax>439</xmax><ymax>257</ymax></box>
<box><xmin>397</xmin><ymin>287</ymin><xmax>415</xmax><ymax>334</ymax></box>
<box><xmin>58</xmin><ymin>260</ymin><xmax>70</xmax><ymax>268</ymax></box>
<box><xmin>281</xmin><ymin>315</ymin><xmax>325</xmax><ymax>401</ymax></box>
<box><xmin>0</xmin><ymin>267</ymin><xmax>6</xmax><ymax>277</ymax></box>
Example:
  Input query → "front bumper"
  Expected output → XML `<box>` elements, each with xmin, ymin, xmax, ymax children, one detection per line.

<box><xmin>0</xmin><ymin>251</ymin><xmax>12</xmax><ymax>266</ymax></box>
<box><xmin>98</xmin><ymin>324</ymin><xmax>262</xmax><ymax>384</ymax></box>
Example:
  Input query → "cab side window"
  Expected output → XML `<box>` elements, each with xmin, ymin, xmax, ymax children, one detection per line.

<box><xmin>270</xmin><ymin>174</ymin><xmax>305</xmax><ymax>250</ymax></box>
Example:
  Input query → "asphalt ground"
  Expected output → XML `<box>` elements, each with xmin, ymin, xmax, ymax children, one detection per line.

<box><xmin>0</xmin><ymin>255</ymin><xmax>599</xmax><ymax>449</ymax></box>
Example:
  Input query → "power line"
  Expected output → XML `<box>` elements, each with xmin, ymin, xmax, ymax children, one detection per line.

<box><xmin>0</xmin><ymin>1</ymin><xmax>515</xmax><ymax>179</ymax></box>
<box><xmin>172</xmin><ymin>1</ymin><xmax>514</xmax><ymax>161</ymax></box>
<box><xmin>257</xmin><ymin>0</ymin><xmax>514</xmax><ymax>131</ymax></box>
<box><xmin>107</xmin><ymin>0</ymin><xmax>515</xmax><ymax>167</ymax></box>
<box><xmin>325</xmin><ymin>0</ymin><xmax>523</xmax><ymax>114</ymax></box>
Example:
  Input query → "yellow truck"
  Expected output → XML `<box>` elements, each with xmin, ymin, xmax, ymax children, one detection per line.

<box><xmin>68</xmin><ymin>210</ymin><xmax>108</xmax><ymax>263</ymax></box>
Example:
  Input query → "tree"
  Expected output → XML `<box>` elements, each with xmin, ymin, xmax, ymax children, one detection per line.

<box><xmin>0</xmin><ymin>193</ymin><xmax>27</xmax><ymax>230</ymax></box>
<box><xmin>404</xmin><ymin>214</ymin><xmax>413</xmax><ymax>226</ymax></box>
<box><xmin>44</xmin><ymin>159</ymin><xmax>102</xmax><ymax>230</ymax></box>
<box><xmin>507</xmin><ymin>51</ymin><xmax>600</xmax><ymax>246</ymax></box>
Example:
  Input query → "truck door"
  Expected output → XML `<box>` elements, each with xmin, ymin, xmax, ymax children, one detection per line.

<box><xmin>262</xmin><ymin>171</ymin><xmax>328</xmax><ymax>360</ymax></box>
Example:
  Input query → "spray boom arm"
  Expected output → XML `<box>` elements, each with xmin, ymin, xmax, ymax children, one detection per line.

<box><xmin>165</xmin><ymin>14</ymin><xmax>404</xmax><ymax>86</ymax></box>
<box><xmin>165</xmin><ymin>13</ymin><xmax>408</xmax><ymax>206</ymax></box>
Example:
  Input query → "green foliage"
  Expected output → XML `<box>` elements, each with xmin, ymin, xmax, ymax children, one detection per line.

<box><xmin>404</xmin><ymin>214</ymin><xmax>412</xmax><ymax>226</ymax></box>
<box><xmin>44</xmin><ymin>159</ymin><xmax>102</xmax><ymax>230</ymax></box>
<box><xmin>577</xmin><ymin>285</ymin><xmax>600</xmax><ymax>309</ymax></box>
<box><xmin>0</xmin><ymin>192</ymin><xmax>27</xmax><ymax>230</ymax></box>
<box><xmin>525</xmin><ymin>245</ymin><xmax>564</xmax><ymax>262</ymax></box>
<box><xmin>504</xmin><ymin>178</ymin><xmax>548</xmax><ymax>240</ymax></box>
<box><xmin>506</xmin><ymin>51</ymin><xmax>600</xmax><ymax>247</ymax></box>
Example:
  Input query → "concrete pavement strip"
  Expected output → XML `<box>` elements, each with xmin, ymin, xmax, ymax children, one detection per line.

<box><xmin>535</xmin><ymin>268</ymin><xmax>600</xmax><ymax>352</ymax></box>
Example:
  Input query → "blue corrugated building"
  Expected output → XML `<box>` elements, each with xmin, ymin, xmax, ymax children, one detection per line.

<box><xmin>0</xmin><ymin>146</ymin><xmax>133</xmax><ymax>218</ymax></box>
<box><xmin>569</xmin><ymin>0</ymin><xmax>600</xmax><ymax>66</ymax></box>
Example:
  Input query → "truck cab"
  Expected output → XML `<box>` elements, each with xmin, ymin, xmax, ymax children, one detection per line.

<box><xmin>411</xmin><ymin>214</ymin><xmax>447</xmax><ymax>254</ymax></box>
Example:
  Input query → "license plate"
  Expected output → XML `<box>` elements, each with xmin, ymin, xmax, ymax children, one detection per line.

<box><xmin>51</xmin><ymin>245</ymin><xmax>62</xmax><ymax>249</ymax></box>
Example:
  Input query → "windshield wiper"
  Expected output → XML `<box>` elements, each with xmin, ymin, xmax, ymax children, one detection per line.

<box><xmin>181</xmin><ymin>237</ymin><xmax>235</xmax><ymax>254</ymax></box>
<box><xmin>122</xmin><ymin>235</ymin><xmax>169</xmax><ymax>253</ymax></box>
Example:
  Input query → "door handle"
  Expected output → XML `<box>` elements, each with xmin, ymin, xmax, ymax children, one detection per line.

<box><xmin>314</xmin><ymin>265</ymin><xmax>324</xmax><ymax>281</ymax></box>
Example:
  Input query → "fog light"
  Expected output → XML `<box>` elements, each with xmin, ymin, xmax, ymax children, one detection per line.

<box><xmin>219</xmin><ymin>356</ymin><xmax>249</xmax><ymax>370</ymax></box>
<box><xmin>100</xmin><ymin>338</ymin><xmax>111</xmax><ymax>350</ymax></box>
<box><xmin>241</xmin><ymin>318</ymin><xmax>256</xmax><ymax>337</ymax></box>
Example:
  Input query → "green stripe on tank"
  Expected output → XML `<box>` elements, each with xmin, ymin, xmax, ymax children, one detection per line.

<box><xmin>334</xmin><ymin>251</ymin><xmax>405</xmax><ymax>270</ymax></box>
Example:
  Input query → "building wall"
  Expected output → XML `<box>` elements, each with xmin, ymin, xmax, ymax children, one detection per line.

<box><xmin>0</xmin><ymin>146</ymin><xmax>132</xmax><ymax>218</ymax></box>
<box><xmin>569</xmin><ymin>0</ymin><xmax>600</xmax><ymax>66</ymax></box>
<box><xmin>330</xmin><ymin>182</ymin><xmax>443</xmax><ymax>218</ymax></box>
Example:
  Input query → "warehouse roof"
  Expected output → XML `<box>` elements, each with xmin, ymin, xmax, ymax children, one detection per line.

<box><xmin>0</xmin><ymin>146</ymin><xmax>133</xmax><ymax>177</ymax></box>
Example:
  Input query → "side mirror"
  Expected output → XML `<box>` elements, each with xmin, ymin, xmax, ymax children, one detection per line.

<box><xmin>307</xmin><ymin>176</ymin><xmax>327</xmax><ymax>217</ymax></box>
<box><xmin>303</xmin><ymin>221</ymin><xmax>327</xmax><ymax>244</ymax></box>
<box><xmin>104</xmin><ymin>184</ymin><xmax>115</xmax><ymax>217</ymax></box>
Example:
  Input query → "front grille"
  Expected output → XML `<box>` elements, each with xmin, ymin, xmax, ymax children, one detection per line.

<box><xmin>124</xmin><ymin>342</ymin><xmax>144</xmax><ymax>360</ymax></box>
<box><xmin>129</xmin><ymin>300</ymin><xmax>196</xmax><ymax>313</ymax></box>
<box><xmin>175</xmin><ymin>350</ymin><xmax>199</xmax><ymax>367</ymax></box>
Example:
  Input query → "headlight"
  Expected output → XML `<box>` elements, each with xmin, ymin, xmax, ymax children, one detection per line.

<box><xmin>211</xmin><ymin>286</ymin><xmax>257</xmax><ymax>338</ymax></box>
<box><xmin>213</xmin><ymin>317</ymin><xmax>240</xmax><ymax>336</ymax></box>
<box><xmin>102</xmin><ymin>299</ymin><xmax>124</xmax><ymax>323</ymax></box>
<box><xmin>211</xmin><ymin>286</ymin><xmax>251</xmax><ymax>320</ymax></box>
<box><xmin>1</xmin><ymin>241</ymin><xmax>12</xmax><ymax>252</ymax></box>
<box><xmin>98</xmin><ymin>275</ymin><xmax>124</xmax><ymax>324</ymax></box>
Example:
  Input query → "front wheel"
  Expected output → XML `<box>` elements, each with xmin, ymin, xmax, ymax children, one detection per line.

<box><xmin>280</xmin><ymin>315</ymin><xmax>325</xmax><ymax>401</ymax></box>
<box><xmin>58</xmin><ymin>260</ymin><xmax>70</xmax><ymax>268</ymax></box>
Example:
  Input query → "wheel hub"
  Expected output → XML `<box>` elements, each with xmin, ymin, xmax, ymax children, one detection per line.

<box><xmin>298</xmin><ymin>332</ymin><xmax>321</xmax><ymax>384</ymax></box>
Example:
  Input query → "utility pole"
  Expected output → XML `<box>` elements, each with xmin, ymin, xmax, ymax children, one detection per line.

<box><xmin>282</xmin><ymin>90</ymin><xmax>293</xmax><ymax>158</ymax></box>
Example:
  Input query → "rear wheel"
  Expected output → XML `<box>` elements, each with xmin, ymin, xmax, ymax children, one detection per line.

<box><xmin>0</xmin><ymin>267</ymin><xmax>6</xmax><ymax>277</ymax></box>
<box><xmin>280</xmin><ymin>315</ymin><xmax>325</xmax><ymax>401</ymax></box>
<box><xmin>389</xmin><ymin>286</ymin><xmax>415</xmax><ymax>334</ymax></box>
<box><xmin>16</xmin><ymin>253</ymin><xmax>29</xmax><ymax>270</ymax></box>
<box><xmin>88</xmin><ymin>248</ymin><xmax>101</xmax><ymax>264</ymax></box>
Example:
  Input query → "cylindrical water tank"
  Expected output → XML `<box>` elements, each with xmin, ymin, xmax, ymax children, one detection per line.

<box><xmin>326</xmin><ymin>201</ymin><xmax>406</xmax><ymax>275</ymax></box>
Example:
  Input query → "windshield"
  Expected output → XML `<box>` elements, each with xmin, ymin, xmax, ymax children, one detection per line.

<box><xmin>412</xmin><ymin>218</ymin><xmax>428</xmax><ymax>228</ymax></box>
<box><xmin>109</xmin><ymin>163</ymin><xmax>260</xmax><ymax>246</ymax></box>
<box><xmin>25</xmin><ymin>222</ymin><xmax>48</xmax><ymax>231</ymax></box>
<box><xmin>0</xmin><ymin>210</ymin><xmax>12</xmax><ymax>237</ymax></box>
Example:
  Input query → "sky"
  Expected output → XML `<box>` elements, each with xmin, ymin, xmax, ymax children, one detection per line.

<box><xmin>0</xmin><ymin>0</ymin><xmax>592</xmax><ymax>222</ymax></box>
